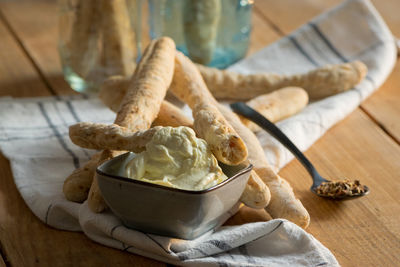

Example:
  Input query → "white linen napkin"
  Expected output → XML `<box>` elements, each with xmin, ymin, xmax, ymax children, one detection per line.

<box><xmin>0</xmin><ymin>0</ymin><xmax>396</xmax><ymax>266</ymax></box>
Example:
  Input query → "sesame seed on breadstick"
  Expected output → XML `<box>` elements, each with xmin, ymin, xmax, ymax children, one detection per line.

<box><xmin>87</xmin><ymin>37</ymin><xmax>176</xmax><ymax>213</ymax></box>
<box><xmin>170</xmin><ymin>52</ymin><xmax>248</xmax><ymax>165</ymax></box>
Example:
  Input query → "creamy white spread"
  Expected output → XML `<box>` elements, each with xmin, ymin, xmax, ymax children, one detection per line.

<box><xmin>125</xmin><ymin>126</ymin><xmax>227</xmax><ymax>190</ymax></box>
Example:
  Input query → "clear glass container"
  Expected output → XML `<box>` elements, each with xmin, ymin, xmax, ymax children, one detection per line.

<box><xmin>58</xmin><ymin>0</ymin><xmax>142</xmax><ymax>94</ymax></box>
<box><xmin>148</xmin><ymin>0</ymin><xmax>253</xmax><ymax>69</ymax></box>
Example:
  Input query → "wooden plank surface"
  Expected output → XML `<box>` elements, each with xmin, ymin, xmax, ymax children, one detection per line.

<box><xmin>0</xmin><ymin>1</ymin><xmax>74</xmax><ymax>95</ymax></box>
<box><xmin>279</xmin><ymin>109</ymin><xmax>400</xmax><ymax>266</ymax></box>
<box><xmin>0</xmin><ymin>254</ymin><xmax>5</xmax><ymax>267</ymax></box>
<box><xmin>0</xmin><ymin>1</ymin><xmax>279</xmax><ymax>266</ymax></box>
<box><xmin>0</xmin><ymin>2</ymin><xmax>164</xmax><ymax>266</ymax></box>
<box><xmin>0</xmin><ymin>13</ymin><xmax>50</xmax><ymax>97</ymax></box>
<box><xmin>254</xmin><ymin>0</ymin><xmax>400</xmax><ymax>142</ymax></box>
<box><xmin>0</xmin><ymin>0</ymin><xmax>399</xmax><ymax>267</ymax></box>
<box><xmin>0</xmin><ymin>154</ymin><xmax>165</xmax><ymax>267</ymax></box>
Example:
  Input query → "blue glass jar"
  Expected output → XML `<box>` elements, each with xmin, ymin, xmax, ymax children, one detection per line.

<box><xmin>148</xmin><ymin>0</ymin><xmax>253</xmax><ymax>69</ymax></box>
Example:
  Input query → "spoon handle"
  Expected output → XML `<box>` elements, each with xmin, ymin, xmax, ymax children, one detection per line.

<box><xmin>230</xmin><ymin>102</ymin><xmax>318</xmax><ymax>179</ymax></box>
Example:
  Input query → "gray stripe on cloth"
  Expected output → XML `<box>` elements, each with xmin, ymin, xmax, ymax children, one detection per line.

<box><xmin>288</xmin><ymin>35</ymin><xmax>319</xmax><ymax>67</ymax></box>
<box><xmin>309</xmin><ymin>22</ymin><xmax>348</xmax><ymax>62</ymax></box>
<box><xmin>110</xmin><ymin>224</ymin><xmax>123</xmax><ymax>237</ymax></box>
<box><xmin>251</xmin><ymin>221</ymin><xmax>284</xmax><ymax>243</ymax></box>
<box><xmin>122</xmin><ymin>242</ymin><xmax>133</xmax><ymax>252</ymax></box>
<box><xmin>238</xmin><ymin>245</ymin><xmax>257</xmax><ymax>265</ymax></box>
<box><xmin>0</xmin><ymin>134</ymin><xmax>67</xmax><ymax>142</ymax></box>
<box><xmin>65</xmin><ymin>100</ymin><xmax>81</xmax><ymax>122</ymax></box>
<box><xmin>45</xmin><ymin>204</ymin><xmax>53</xmax><ymax>224</ymax></box>
<box><xmin>206</xmin><ymin>240</ymin><xmax>233</xmax><ymax>251</ymax></box>
<box><xmin>301</xmin><ymin>27</ymin><xmax>333</xmax><ymax>65</ymax></box>
<box><xmin>38</xmin><ymin>102</ymin><xmax>80</xmax><ymax>168</ymax></box>
<box><xmin>145</xmin><ymin>233</ymin><xmax>173</xmax><ymax>255</ymax></box>
<box><xmin>63</xmin><ymin>101</ymin><xmax>90</xmax><ymax>159</ymax></box>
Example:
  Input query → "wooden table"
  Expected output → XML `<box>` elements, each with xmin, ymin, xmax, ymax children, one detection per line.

<box><xmin>0</xmin><ymin>0</ymin><xmax>399</xmax><ymax>266</ymax></box>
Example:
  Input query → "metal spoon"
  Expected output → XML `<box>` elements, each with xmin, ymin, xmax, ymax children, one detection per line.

<box><xmin>230</xmin><ymin>102</ymin><xmax>370</xmax><ymax>200</ymax></box>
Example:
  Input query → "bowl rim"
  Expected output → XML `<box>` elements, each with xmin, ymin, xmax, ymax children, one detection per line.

<box><xmin>96</xmin><ymin>152</ymin><xmax>253</xmax><ymax>195</ymax></box>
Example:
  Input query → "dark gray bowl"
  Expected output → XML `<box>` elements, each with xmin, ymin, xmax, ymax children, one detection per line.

<box><xmin>96</xmin><ymin>152</ymin><xmax>252</xmax><ymax>240</ymax></box>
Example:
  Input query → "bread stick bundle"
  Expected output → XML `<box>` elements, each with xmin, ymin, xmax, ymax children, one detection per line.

<box><xmin>197</xmin><ymin>61</ymin><xmax>367</xmax><ymax>100</ymax></box>
<box><xmin>101</xmin><ymin>0</ymin><xmax>136</xmax><ymax>77</ymax></box>
<box><xmin>67</xmin><ymin>0</ymin><xmax>101</xmax><ymax>79</ymax></box>
<box><xmin>240</xmin><ymin>87</ymin><xmax>309</xmax><ymax>132</ymax></box>
<box><xmin>63</xmin><ymin>77</ymin><xmax>190</xmax><ymax>204</ymax></box>
<box><xmin>97</xmin><ymin>76</ymin><xmax>270</xmax><ymax>209</ymax></box>
<box><xmin>99</xmin><ymin>76</ymin><xmax>309</xmax><ymax>133</ymax></box>
<box><xmin>218</xmin><ymin>104</ymin><xmax>310</xmax><ymax>229</ymax></box>
<box><xmin>87</xmin><ymin>37</ymin><xmax>176</xmax><ymax>213</ymax></box>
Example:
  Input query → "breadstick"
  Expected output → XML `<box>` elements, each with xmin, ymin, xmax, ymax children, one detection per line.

<box><xmin>98</xmin><ymin>76</ymin><xmax>129</xmax><ymax>112</ymax></box>
<box><xmin>183</xmin><ymin>0</ymin><xmax>221</xmax><ymax>64</ymax></box>
<box><xmin>114</xmin><ymin>38</ymin><xmax>175</xmax><ymax>128</ymax></box>
<box><xmin>170</xmin><ymin>52</ymin><xmax>248</xmax><ymax>165</ymax></box>
<box><xmin>88</xmin><ymin>150</ymin><xmax>125</xmax><ymax>211</ymax></box>
<box><xmin>67</xmin><ymin>0</ymin><xmax>101</xmax><ymax>78</ymax></box>
<box><xmin>99</xmin><ymin>76</ymin><xmax>193</xmax><ymax>127</ymax></box>
<box><xmin>88</xmin><ymin>37</ymin><xmax>176</xmax><ymax>213</ymax></box>
<box><xmin>101</xmin><ymin>0</ymin><xmax>136</xmax><ymax>77</ymax></box>
<box><xmin>63</xmin><ymin>152</ymin><xmax>101</xmax><ymax>203</ymax></box>
<box><xmin>240</xmin><ymin>87</ymin><xmax>309</xmax><ymax>132</ymax></box>
<box><xmin>197</xmin><ymin>61</ymin><xmax>367</xmax><ymax>100</ymax></box>
<box><xmin>70</xmin><ymin>123</ymin><xmax>161</xmax><ymax>152</ymax></box>
<box><xmin>153</xmin><ymin>101</ymin><xmax>193</xmax><ymax>128</ymax></box>
<box><xmin>239</xmin><ymin>170</ymin><xmax>271</xmax><ymax>209</ymax></box>
<box><xmin>218</xmin><ymin>104</ymin><xmax>310</xmax><ymax>228</ymax></box>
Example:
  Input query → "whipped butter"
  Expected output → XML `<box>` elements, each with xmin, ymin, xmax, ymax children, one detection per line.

<box><xmin>125</xmin><ymin>126</ymin><xmax>227</xmax><ymax>190</ymax></box>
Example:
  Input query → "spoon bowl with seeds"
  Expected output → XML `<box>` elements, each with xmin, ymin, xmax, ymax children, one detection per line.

<box><xmin>230</xmin><ymin>102</ymin><xmax>370</xmax><ymax>200</ymax></box>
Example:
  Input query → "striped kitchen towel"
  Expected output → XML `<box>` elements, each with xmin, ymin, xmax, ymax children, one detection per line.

<box><xmin>0</xmin><ymin>0</ymin><xmax>396</xmax><ymax>266</ymax></box>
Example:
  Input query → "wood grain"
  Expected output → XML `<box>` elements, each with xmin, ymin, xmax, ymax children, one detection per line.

<box><xmin>0</xmin><ymin>15</ymin><xmax>50</xmax><ymax>97</ymax></box>
<box><xmin>0</xmin><ymin>0</ymin><xmax>399</xmax><ymax>267</ymax></box>
<box><xmin>362</xmin><ymin>61</ymin><xmax>400</xmax><ymax>143</ymax></box>
<box><xmin>254</xmin><ymin>0</ymin><xmax>340</xmax><ymax>34</ymax></box>
<box><xmin>254</xmin><ymin>0</ymin><xmax>400</xmax><ymax>143</ymax></box>
<box><xmin>0</xmin><ymin>0</ymin><xmax>74</xmax><ymax>95</ymax></box>
<box><xmin>254</xmin><ymin>1</ymin><xmax>400</xmax><ymax>265</ymax></box>
<box><xmin>361</xmin><ymin>0</ymin><xmax>400</xmax><ymax>143</ymax></box>
<box><xmin>279</xmin><ymin>109</ymin><xmax>400</xmax><ymax>266</ymax></box>
<box><xmin>0</xmin><ymin>154</ymin><xmax>164</xmax><ymax>267</ymax></box>
<box><xmin>0</xmin><ymin>3</ymin><xmax>164</xmax><ymax>266</ymax></box>
<box><xmin>0</xmin><ymin>255</ymin><xmax>5</xmax><ymax>267</ymax></box>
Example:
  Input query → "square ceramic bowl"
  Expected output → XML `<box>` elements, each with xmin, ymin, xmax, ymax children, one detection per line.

<box><xmin>96</xmin><ymin>152</ymin><xmax>252</xmax><ymax>240</ymax></box>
